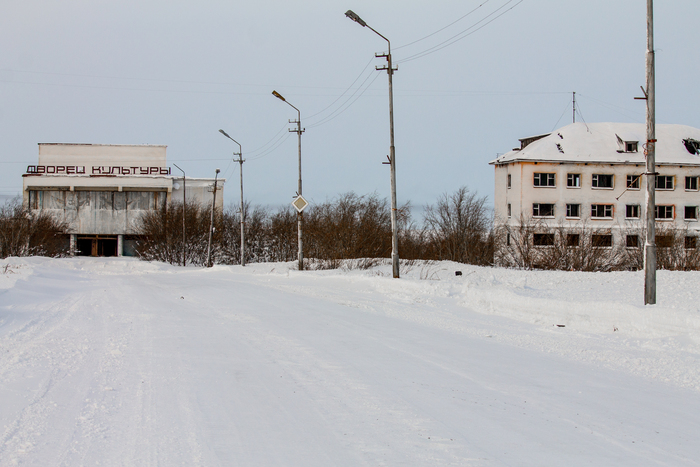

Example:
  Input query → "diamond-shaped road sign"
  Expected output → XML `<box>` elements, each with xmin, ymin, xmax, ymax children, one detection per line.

<box><xmin>292</xmin><ymin>195</ymin><xmax>309</xmax><ymax>213</ymax></box>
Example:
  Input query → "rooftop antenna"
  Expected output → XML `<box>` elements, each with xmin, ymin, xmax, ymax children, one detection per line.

<box><xmin>572</xmin><ymin>91</ymin><xmax>576</xmax><ymax>123</ymax></box>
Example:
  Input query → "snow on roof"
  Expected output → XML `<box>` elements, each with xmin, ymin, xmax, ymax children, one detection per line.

<box><xmin>491</xmin><ymin>122</ymin><xmax>700</xmax><ymax>166</ymax></box>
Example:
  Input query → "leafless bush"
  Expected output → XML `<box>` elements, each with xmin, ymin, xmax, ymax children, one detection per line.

<box><xmin>0</xmin><ymin>198</ymin><xmax>69</xmax><ymax>258</ymax></box>
<box><xmin>423</xmin><ymin>187</ymin><xmax>494</xmax><ymax>266</ymax></box>
<box><xmin>496</xmin><ymin>218</ymin><xmax>700</xmax><ymax>271</ymax></box>
<box><xmin>495</xmin><ymin>218</ymin><xmax>625</xmax><ymax>271</ymax></box>
<box><xmin>135</xmin><ymin>201</ymin><xmax>221</xmax><ymax>266</ymax></box>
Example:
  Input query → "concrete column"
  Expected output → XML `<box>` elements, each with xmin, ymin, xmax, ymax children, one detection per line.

<box><xmin>70</xmin><ymin>234</ymin><xmax>76</xmax><ymax>256</ymax></box>
<box><xmin>118</xmin><ymin>234</ymin><xmax>124</xmax><ymax>257</ymax></box>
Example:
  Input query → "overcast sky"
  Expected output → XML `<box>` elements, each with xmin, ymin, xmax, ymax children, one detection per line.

<box><xmin>2</xmin><ymin>0</ymin><xmax>699</xmax><ymax>214</ymax></box>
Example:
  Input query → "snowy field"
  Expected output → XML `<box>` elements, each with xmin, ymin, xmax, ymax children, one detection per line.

<box><xmin>1</xmin><ymin>256</ymin><xmax>699</xmax><ymax>466</ymax></box>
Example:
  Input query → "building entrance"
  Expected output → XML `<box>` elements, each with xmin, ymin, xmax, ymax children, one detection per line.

<box><xmin>76</xmin><ymin>236</ymin><xmax>118</xmax><ymax>257</ymax></box>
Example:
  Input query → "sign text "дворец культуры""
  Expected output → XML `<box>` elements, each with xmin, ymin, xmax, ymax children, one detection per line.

<box><xmin>26</xmin><ymin>166</ymin><xmax>172</xmax><ymax>175</ymax></box>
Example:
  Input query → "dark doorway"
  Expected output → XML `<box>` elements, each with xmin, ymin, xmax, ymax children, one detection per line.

<box><xmin>76</xmin><ymin>236</ymin><xmax>118</xmax><ymax>257</ymax></box>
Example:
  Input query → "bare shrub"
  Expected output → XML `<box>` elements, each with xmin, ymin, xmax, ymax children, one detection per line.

<box><xmin>423</xmin><ymin>187</ymin><xmax>494</xmax><ymax>266</ymax></box>
<box><xmin>135</xmin><ymin>201</ymin><xmax>220</xmax><ymax>266</ymax></box>
<box><xmin>495</xmin><ymin>218</ymin><xmax>625</xmax><ymax>271</ymax></box>
<box><xmin>0</xmin><ymin>198</ymin><xmax>69</xmax><ymax>258</ymax></box>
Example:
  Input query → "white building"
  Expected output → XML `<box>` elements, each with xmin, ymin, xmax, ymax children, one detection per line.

<box><xmin>491</xmin><ymin>122</ymin><xmax>700</xmax><ymax>250</ymax></box>
<box><xmin>23</xmin><ymin>143</ymin><xmax>224</xmax><ymax>256</ymax></box>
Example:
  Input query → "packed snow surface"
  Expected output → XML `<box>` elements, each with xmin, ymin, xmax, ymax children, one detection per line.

<box><xmin>1</xmin><ymin>257</ymin><xmax>699</xmax><ymax>466</ymax></box>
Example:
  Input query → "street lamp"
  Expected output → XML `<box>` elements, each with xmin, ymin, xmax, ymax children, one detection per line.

<box><xmin>272</xmin><ymin>90</ymin><xmax>305</xmax><ymax>271</ymax></box>
<box><xmin>345</xmin><ymin>10</ymin><xmax>400</xmax><ymax>278</ymax></box>
<box><xmin>206</xmin><ymin>168</ymin><xmax>221</xmax><ymax>268</ymax></box>
<box><xmin>219</xmin><ymin>129</ymin><xmax>246</xmax><ymax>267</ymax></box>
<box><xmin>173</xmin><ymin>163</ymin><xmax>186</xmax><ymax>267</ymax></box>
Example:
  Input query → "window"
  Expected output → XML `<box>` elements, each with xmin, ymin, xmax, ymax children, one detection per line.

<box><xmin>566</xmin><ymin>204</ymin><xmax>580</xmax><ymax>218</ymax></box>
<box><xmin>566</xmin><ymin>234</ymin><xmax>580</xmax><ymax>247</ymax></box>
<box><xmin>533</xmin><ymin>203</ymin><xmax>554</xmax><ymax>217</ymax></box>
<box><xmin>592</xmin><ymin>174</ymin><xmax>614</xmax><ymax>189</ymax></box>
<box><xmin>685</xmin><ymin>176</ymin><xmax>699</xmax><ymax>191</ymax></box>
<box><xmin>685</xmin><ymin>236</ymin><xmax>697</xmax><ymax>249</ymax></box>
<box><xmin>506</xmin><ymin>233</ymin><xmax>511</xmax><ymax>246</ymax></box>
<box><xmin>507</xmin><ymin>203</ymin><xmax>512</xmax><ymax>218</ymax></box>
<box><xmin>507</xmin><ymin>173</ymin><xmax>511</xmax><ymax>189</ymax></box>
<box><xmin>626</xmin><ymin>235</ymin><xmax>639</xmax><ymax>248</ymax></box>
<box><xmin>655</xmin><ymin>175</ymin><xmax>674</xmax><ymax>190</ymax></box>
<box><xmin>533</xmin><ymin>173</ymin><xmax>556</xmax><ymax>187</ymax></box>
<box><xmin>627</xmin><ymin>175</ymin><xmax>641</xmax><ymax>190</ymax></box>
<box><xmin>592</xmin><ymin>234</ymin><xmax>613</xmax><ymax>248</ymax></box>
<box><xmin>626</xmin><ymin>205</ymin><xmax>640</xmax><ymax>219</ymax></box>
<box><xmin>657</xmin><ymin>235</ymin><xmax>673</xmax><ymax>248</ymax></box>
<box><xmin>685</xmin><ymin>206</ymin><xmax>698</xmax><ymax>220</ymax></box>
<box><xmin>591</xmin><ymin>204</ymin><xmax>613</xmax><ymax>218</ymax></box>
<box><xmin>617</xmin><ymin>135</ymin><xmax>639</xmax><ymax>153</ymax></box>
<box><xmin>567</xmin><ymin>173</ymin><xmax>581</xmax><ymax>188</ymax></box>
<box><xmin>533</xmin><ymin>233</ymin><xmax>554</xmax><ymax>246</ymax></box>
<box><xmin>655</xmin><ymin>205</ymin><xmax>674</xmax><ymax>220</ymax></box>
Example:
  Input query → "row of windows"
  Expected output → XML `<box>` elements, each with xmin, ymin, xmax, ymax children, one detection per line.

<box><xmin>506</xmin><ymin>173</ymin><xmax>700</xmax><ymax>191</ymax></box>
<box><xmin>525</xmin><ymin>233</ymin><xmax>697</xmax><ymax>249</ymax></box>
<box><xmin>506</xmin><ymin>202</ymin><xmax>698</xmax><ymax>221</ymax></box>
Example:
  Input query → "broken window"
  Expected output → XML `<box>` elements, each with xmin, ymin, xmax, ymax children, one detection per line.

<box><xmin>507</xmin><ymin>174</ymin><xmax>511</xmax><ymax>189</ymax></box>
<box><xmin>685</xmin><ymin>176</ymin><xmax>699</xmax><ymax>191</ymax></box>
<box><xmin>627</xmin><ymin>175</ymin><xmax>641</xmax><ymax>189</ymax></box>
<box><xmin>683</xmin><ymin>139</ymin><xmax>700</xmax><ymax>155</ymax></box>
<box><xmin>656</xmin><ymin>235</ymin><xmax>674</xmax><ymax>248</ymax></box>
<box><xmin>592</xmin><ymin>234</ymin><xmax>613</xmax><ymax>248</ymax></box>
<box><xmin>685</xmin><ymin>206</ymin><xmax>698</xmax><ymax>220</ymax></box>
<box><xmin>591</xmin><ymin>204</ymin><xmax>613</xmax><ymax>218</ymax></box>
<box><xmin>626</xmin><ymin>235</ymin><xmax>639</xmax><ymax>248</ymax></box>
<box><xmin>655</xmin><ymin>175</ymin><xmax>674</xmax><ymax>190</ymax></box>
<box><xmin>566</xmin><ymin>204</ymin><xmax>580</xmax><ymax>218</ymax></box>
<box><xmin>685</xmin><ymin>236</ymin><xmax>697</xmax><ymax>249</ymax></box>
<box><xmin>533</xmin><ymin>173</ymin><xmax>556</xmax><ymax>187</ymax></box>
<box><xmin>533</xmin><ymin>233</ymin><xmax>555</xmax><ymax>246</ymax></box>
<box><xmin>591</xmin><ymin>174</ymin><xmax>614</xmax><ymax>189</ymax></box>
<box><xmin>533</xmin><ymin>203</ymin><xmax>554</xmax><ymax>217</ymax></box>
<box><xmin>567</xmin><ymin>173</ymin><xmax>581</xmax><ymax>188</ymax></box>
<box><xmin>655</xmin><ymin>205</ymin><xmax>674</xmax><ymax>220</ymax></box>
<box><xmin>616</xmin><ymin>134</ymin><xmax>639</xmax><ymax>153</ymax></box>
<box><xmin>566</xmin><ymin>234</ymin><xmax>580</xmax><ymax>247</ymax></box>
<box><xmin>626</xmin><ymin>205</ymin><xmax>640</xmax><ymax>219</ymax></box>
<box><xmin>507</xmin><ymin>203</ymin><xmax>512</xmax><ymax>218</ymax></box>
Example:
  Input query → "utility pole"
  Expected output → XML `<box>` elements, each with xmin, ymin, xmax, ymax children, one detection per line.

<box><xmin>272</xmin><ymin>90</ymin><xmax>305</xmax><ymax>271</ymax></box>
<box><xmin>345</xmin><ymin>10</ymin><xmax>400</xmax><ymax>278</ymax></box>
<box><xmin>173</xmin><ymin>164</ymin><xmax>186</xmax><ymax>267</ymax></box>
<box><xmin>206</xmin><ymin>168</ymin><xmax>220</xmax><ymax>268</ymax></box>
<box><xmin>644</xmin><ymin>0</ymin><xmax>657</xmax><ymax>305</ymax></box>
<box><xmin>219</xmin><ymin>129</ymin><xmax>246</xmax><ymax>267</ymax></box>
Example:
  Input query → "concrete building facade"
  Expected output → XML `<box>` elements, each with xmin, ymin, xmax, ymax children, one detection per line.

<box><xmin>491</xmin><ymin>122</ymin><xmax>700</xmax><ymax>253</ymax></box>
<box><xmin>23</xmin><ymin>143</ymin><xmax>224</xmax><ymax>256</ymax></box>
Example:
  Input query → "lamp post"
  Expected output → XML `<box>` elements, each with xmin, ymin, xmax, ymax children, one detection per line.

<box><xmin>206</xmin><ymin>168</ymin><xmax>220</xmax><ymax>268</ymax></box>
<box><xmin>173</xmin><ymin>163</ymin><xmax>186</xmax><ymax>267</ymax></box>
<box><xmin>272</xmin><ymin>90</ymin><xmax>305</xmax><ymax>271</ymax></box>
<box><xmin>345</xmin><ymin>10</ymin><xmax>400</xmax><ymax>278</ymax></box>
<box><xmin>219</xmin><ymin>129</ymin><xmax>246</xmax><ymax>267</ymax></box>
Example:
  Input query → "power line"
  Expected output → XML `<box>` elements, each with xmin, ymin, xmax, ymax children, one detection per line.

<box><xmin>305</xmin><ymin>57</ymin><xmax>375</xmax><ymax>121</ymax></box>
<box><xmin>307</xmin><ymin>72</ymin><xmax>382</xmax><ymax>129</ymax></box>
<box><xmin>397</xmin><ymin>0</ymin><xmax>524</xmax><ymax>64</ymax></box>
<box><xmin>394</xmin><ymin>0</ymin><xmax>493</xmax><ymax>51</ymax></box>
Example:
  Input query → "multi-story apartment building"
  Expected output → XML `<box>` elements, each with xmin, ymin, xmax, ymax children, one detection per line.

<box><xmin>491</xmin><ymin>122</ymin><xmax>700</xmax><ymax>251</ymax></box>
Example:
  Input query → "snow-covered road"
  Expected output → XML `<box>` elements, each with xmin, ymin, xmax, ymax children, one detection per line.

<box><xmin>1</xmin><ymin>257</ymin><xmax>699</xmax><ymax>466</ymax></box>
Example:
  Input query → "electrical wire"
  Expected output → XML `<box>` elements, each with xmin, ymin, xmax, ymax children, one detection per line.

<box><xmin>394</xmin><ymin>0</ymin><xmax>493</xmax><ymax>51</ymax></box>
<box><xmin>305</xmin><ymin>57</ymin><xmax>375</xmax><ymax>121</ymax></box>
<box><xmin>306</xmin><ymin>72</ymin><xmax>382</xmax><ymax>129</ymax></box>
<box><xmin>397</xmin><ymin>0</ymin><xmax>523</xmax><ymax>64</ymax></box>
<box><xmin>551</xmin><ymin>96</ymin><xmax>573</xmax><ymax>131</ymax></box>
